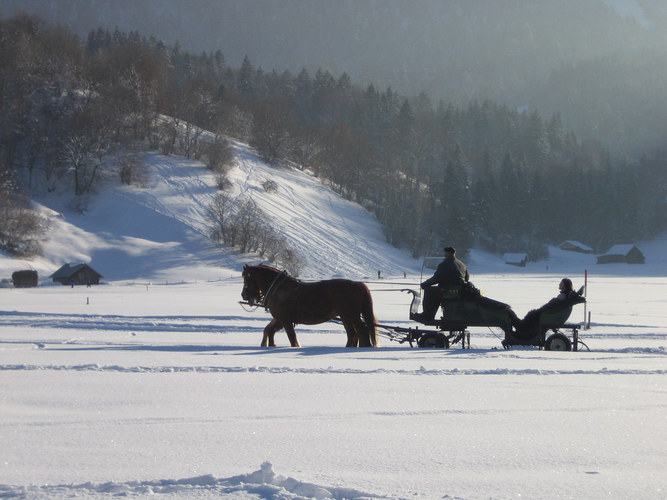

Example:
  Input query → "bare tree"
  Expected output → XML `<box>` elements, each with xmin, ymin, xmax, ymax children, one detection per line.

<box><xmin>206</xmin><ymin>192</ymin><xmax>235</xmax><ymax>246</ymax></box>
<box><xmin>205</xmin><ymin>193</ymin><xmax>303</xmax><ymax>274</ymax></box>
<box><xmin>204</xmin><ymin>134</ymin><xmax>233</xmax><ymax>172</ymax></box>
<box><xmin>60</xmin><ymin>133</ymin><xmax>108</xmax><ymax>196</ymax></box>
<box><xmin>118</xmin><ymin>151</ymin><xmax>149</xmax><ymax>186</ymax></box>
<box><xmin>250</xmin><ymin>98</ymin><xmax>292</xmax><ymax>163</ymax></box>
<box><xmin>288</xmin><ymin>130</ymin><xmax>324</xmax><ymax>171</ymax></box>
<box><xmin>0</xmin><ymin>170</ymin><xmax>46</xmax><ymax>256</ymax></box>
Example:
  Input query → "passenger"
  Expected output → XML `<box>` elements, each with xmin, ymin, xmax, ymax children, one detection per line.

<box><xmin>415</xmin><ymin>246</ymin><xmax>469</xmax><ymax>323</ymax></box>
<box><xmin>516</xmin><ymin>278</ymin><xmax>578</xmax><ymax>334</ymax></box>
<box><xmin>548</xmin><ymin>278</ymin><xmax>576</xmax><ymax>304</ymax></box>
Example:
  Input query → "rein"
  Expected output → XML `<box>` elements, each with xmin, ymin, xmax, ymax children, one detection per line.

<box><xmin>260</xmin><ymin>270</ymin><xmax>288</xmax><ymax>309</ymax></box>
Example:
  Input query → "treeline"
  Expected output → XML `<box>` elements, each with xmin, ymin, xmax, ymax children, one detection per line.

<box><xmin>1</xmin><ymin>13</ymin><xmax>665</xmax><ymax>259</ymax></box>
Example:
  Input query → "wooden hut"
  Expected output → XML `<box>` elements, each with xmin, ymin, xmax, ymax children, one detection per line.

<box><xmin>12</xmin><ymin>270</ymin><xmax>38</xmax><ymax>288</ymax></box>
<box><xmin>596</xmin><ymin>245</ymin><xmax>645</xmax><ymax>264</ymax></box>
<box><xmin>503</xmin><ymin>253</ymin><xmax>528</xmax><ymax>267</ymax></box>
<box><xmin>50</xmin><ymin>263</ymin><xmax>103</xmax><ymax>285</ymax></box>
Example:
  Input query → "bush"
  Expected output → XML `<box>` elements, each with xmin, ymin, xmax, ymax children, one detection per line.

<box><xmin>204</xmin><ymin>136</ymin><xmax>233</xmax><ymax>173</ymax></box>
<box><xmin>262</xmin><ymin>179</ymin><xmax>278</xmax><ymax>193</ymax></box>
<box><xmin>0</xmin><ymin>179</ymin><xmax>46</xmax><ymax>257</ymax></box>
<box><xmin>206</xmin><ymin>192</ymin><xmax>303</xmax><ymax>274</ymax></box>
<box><xmin>118</xmin><ymin>152</ymin><xmax>149</xmax><ymax>186</ymax></box>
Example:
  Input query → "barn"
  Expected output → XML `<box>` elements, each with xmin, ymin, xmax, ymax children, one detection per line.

<box><xmin>503</xmin><ymin>253</ymin><xmax>528</xmax><ymax>267</ymax></box>
<box><xmin>596</xmin><ymin>245</ymin><xmax>645</xmax><ymax>264</ymax></box>
<box><xmin>12</xmin><ymin>270</ymin><xmax>39</xmax><ymax>288</ymax></box>
<box><xmin>50</xmin><ymin>263</ymin><xmax>103</xmax><ymax>285</ymax></box>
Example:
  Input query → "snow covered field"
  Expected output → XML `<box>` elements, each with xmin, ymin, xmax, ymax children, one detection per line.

<box><xmin>0</xmin><ymin>275</ymin><xmax>665</xmax><ymax>499</ymax></box>
<box><xmin>1</xmin><ymin>143</ymin><xmax>665</xmax><ymax>498</ymax></box>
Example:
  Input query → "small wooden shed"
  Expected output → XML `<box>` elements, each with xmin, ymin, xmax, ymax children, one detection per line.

<box><xmin>503</xmin><ymin>253</ymin><xmax>528</xmax><ymax>267</ymax></box>
<box><xmin>597</xmin><ymin>245</ymin><xmax>645</xmax><ymax>264</ymax></box>
<box><xmin>12</xmin><ymin>270</ymin><xmax>39</xmax><ymax>288</ymax></box>
<box><xmin>50</xmin><ymin>263</ymin><xmax>103</xmax><ymax>285</ymax></box>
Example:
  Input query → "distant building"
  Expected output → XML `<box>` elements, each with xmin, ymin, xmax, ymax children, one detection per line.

<box><xmin>559</xmin><ymin>240</ymin><xmax>593</xmax><ymax>253</ymax></box>
<box><xmin>50</xmin><ymin>263</ymin><xmax>103</xmax><ymax>285</ymax></box>
<box><xmin>597</xmin><ymin>245</ymin><xmax>645</xmax><ymax>264</ymax></box>
<box><xmin>503</xmin><ymin>253</ymin><xmax>528</xmax><ymax>267</ymax></box>
<box><xmin>12</xmin><ymin>270</ymin><xmax>38</xmax><ymax>288</ymax></box>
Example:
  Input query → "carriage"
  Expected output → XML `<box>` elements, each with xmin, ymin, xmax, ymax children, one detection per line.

<box><xmin>379</xmin><ymin>283</ymin><xmax>588</xmax><ymax>351</ymax></box>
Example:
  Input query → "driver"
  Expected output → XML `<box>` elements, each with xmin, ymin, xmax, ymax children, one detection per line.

<box><xmin>415</xmin><ymin>246</ymin><xmax>469</xmax><ymax>323</ymax></box>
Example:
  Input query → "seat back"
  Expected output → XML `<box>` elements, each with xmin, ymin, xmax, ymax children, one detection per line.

<box><xmin>538</xmin><ymin>295</ymin><xmax>585</xmax><ymax>330</ymax></box>
<box><xmin>539</xmin><ymin>304</ymin><xmax>574</xmax><ymax>329</ymax></box>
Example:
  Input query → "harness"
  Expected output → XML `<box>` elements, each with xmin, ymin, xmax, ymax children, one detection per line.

<box><xmin>260</xmin><ymin>270</ymin><xmax>288</xmax><ymax>309</ymax></box>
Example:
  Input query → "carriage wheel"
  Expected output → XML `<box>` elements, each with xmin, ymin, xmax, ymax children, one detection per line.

<box><xmin>545</xmin><ymin>332</ymin><xmax>572</xmax><ymax>351</ymax></box>
<box><xmin>417</xmin><ymin>332</ymin><xmax>449</xmax><ymax>348</ymax></box>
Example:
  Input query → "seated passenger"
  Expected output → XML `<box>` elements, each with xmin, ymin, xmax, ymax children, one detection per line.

<box><xmin>515</xmin><ymin>278</ymin><xmax>579</xmax><ymax>334</ymax></box>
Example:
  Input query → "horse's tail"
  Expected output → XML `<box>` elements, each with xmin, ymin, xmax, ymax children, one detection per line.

<box><xmin>360</xmin><ymin>283</ymin><xmax>379</xmax><ymax>347</ymax></box>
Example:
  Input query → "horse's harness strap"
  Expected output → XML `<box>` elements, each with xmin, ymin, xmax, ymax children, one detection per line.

<box><xmin>262</xmin><ymin>270</ymin><xmax>288</xmax><ymax>309</ymax></box>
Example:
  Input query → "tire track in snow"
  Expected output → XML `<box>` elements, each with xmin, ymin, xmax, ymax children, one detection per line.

<box><xmin>2</xmin><ymin>363</ymin><xmax>665</xmax><ymax>376</ymax></box>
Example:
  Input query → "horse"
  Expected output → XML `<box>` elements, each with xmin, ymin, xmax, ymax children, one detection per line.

<box><xmin>241</xmin><ymin>264</ymin><xmax>378</xmax><ymax>347</ymax></box>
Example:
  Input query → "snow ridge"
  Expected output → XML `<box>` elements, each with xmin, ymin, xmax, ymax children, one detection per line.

<box><xmin>0</xmin><ymin>462</ymin><xmax>382</xmax><ymax>500</ymax></box>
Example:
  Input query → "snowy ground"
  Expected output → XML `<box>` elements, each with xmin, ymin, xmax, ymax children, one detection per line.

<box><xmin>0</xmin><ymin>275</ymin><xmax>665</xmax><ymax>499</ymax></box>
<box><xmin>1</xmin><ymin>142</ymin><xmax>665</xmax><ymax>498</ymax></box>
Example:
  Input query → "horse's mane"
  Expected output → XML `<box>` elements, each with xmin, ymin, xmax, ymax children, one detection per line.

<box><xmin>255</xmin><ymin>264</ymin><xmax>281</xmax><ymax>273</ymax></box>
<box><xmin>248</xmin><ymin>264</ymin><xmax>299</xmax><ymax>283</ymax></box>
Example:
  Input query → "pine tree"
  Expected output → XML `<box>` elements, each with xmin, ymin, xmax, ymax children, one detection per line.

<box><xmin>237</xmin><ymin>55</ymin><xmax>255</xmax><ymax>96</ymax></box>
<box><xmin>438</xmin><ymin>144</ymin><xmax>472</xmax><ymax>252</ymax></box>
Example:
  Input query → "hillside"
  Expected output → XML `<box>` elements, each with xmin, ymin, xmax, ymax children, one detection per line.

<box><xmin>0</xmin><ymin>140</ymin><xmax>422</xmax><ymax>284</ymax></box>
<box><xmin>2</xmin><ymin>138</ymin><xmax>666</xmax><ymax>287</ymax></box>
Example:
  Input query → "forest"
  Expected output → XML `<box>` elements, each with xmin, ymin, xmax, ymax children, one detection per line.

<box><xmin>1</xmin><ymin>13</ymin><xmax>665</xmax><ymax>260</ymax></box>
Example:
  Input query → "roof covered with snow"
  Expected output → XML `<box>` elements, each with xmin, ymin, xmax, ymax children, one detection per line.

<box><xmin>601</xmin><ymin>244</ymin><xmax>641</xmax><ymax>256</ymax></box>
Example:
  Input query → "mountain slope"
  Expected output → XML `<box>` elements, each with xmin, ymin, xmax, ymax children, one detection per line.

<box><xmin>0</xmin><ymin>140</ymin><xmax>421</xmax><ymax>283</ymax></box>
<box><xmin>2</xmin><ymin>137</ymin><xmax>665</xmax><ymax>285</ymax></box>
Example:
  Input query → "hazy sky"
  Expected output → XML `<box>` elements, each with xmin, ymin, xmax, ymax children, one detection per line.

<box><xmin>2</xmin><ymin>0</ymin><xmax>663</xmax><ymax>104</ymax></box>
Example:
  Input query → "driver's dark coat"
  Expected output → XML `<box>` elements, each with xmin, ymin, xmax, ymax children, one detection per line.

<box><xmin>422</xmin><ymin>255</ymin><xmax>469</xmax><ymax>288</ymax></box>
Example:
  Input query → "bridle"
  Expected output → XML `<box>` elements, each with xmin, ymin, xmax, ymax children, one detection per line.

<box><xmin>243</xmin><ymin>268</ymin><xmax>288</xmax><ymax>308</ymax></box>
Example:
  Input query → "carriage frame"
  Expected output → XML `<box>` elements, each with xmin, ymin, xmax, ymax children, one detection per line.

<box><xmin>378</xmin><ymin>287</ymin><xmax>588</xmax><ymax>351</ymax></box>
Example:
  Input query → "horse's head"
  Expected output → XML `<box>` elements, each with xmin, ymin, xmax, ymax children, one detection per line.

<box><xmin>242</xmin><ymin>264</ymin><xmax>286</xmax><ymax>305</ymax></box>
<box><xmin>241</xmin><ymin>265</ymin><xmax>277</xmax><ymax>302</ymax></box>
<box><xmin>241</xmin><ymin>265</ymin><xmax>262</xmax><ymax>305</ymax></box>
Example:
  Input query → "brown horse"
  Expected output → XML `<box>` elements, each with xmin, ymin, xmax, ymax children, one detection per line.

<box><xmin>241</xmin><ymin>264</ymin><xmax>378</xmax><ymax>347</ymax></box>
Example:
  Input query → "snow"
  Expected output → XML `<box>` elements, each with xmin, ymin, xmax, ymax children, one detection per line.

<box><xmin>602</xmin><ymin>244</ymin><xmax>639</xmax><ymax>256</ymax></box>
<box><xmin>1</xmin><ymin>141</ymin><xmax>666</xmax><ymax>499</ymax></box>
<box><xmin>602</xmin><ymin>0</ymin><xmax>650</xmax><ymax>27</ymax></box>
<box><xmin>559</xmin><ymin>240</ymin><xmax>593</xmax><ymax>253</ymax></box>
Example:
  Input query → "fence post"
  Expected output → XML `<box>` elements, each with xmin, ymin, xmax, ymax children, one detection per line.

<box><xmin>583</xmin><ymin>269</ymin><xmax>588</xmax><ymax>329</ymax></box>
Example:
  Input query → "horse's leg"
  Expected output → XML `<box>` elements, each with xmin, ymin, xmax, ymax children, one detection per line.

<box><xmin>354</xmin><ymin>318</ymin><xmax>371</xmax><ymax>347</ymax></box>
<box><xmin>262</xmin><ymin>318</ymin><xmax>283</xmax><ymax>347</ymax></box>
<box><xmin>358</xmin><ymin>283</ymin><xmax>378</xmax><ymax>347</ymax></box>
<box><xmin>284</xmin><ymin>323</ymin><xmax>301</xmax><ymax>347</ymax></box>
<box><xmin>341</xmin><ymin>318</ymin><xmax>359</xmax><ymax>347</ymax></box>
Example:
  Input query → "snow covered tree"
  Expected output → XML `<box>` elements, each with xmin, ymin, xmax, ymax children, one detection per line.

<box><xmin>0</xmin><ymin>168</ymin><xmax>45</xmax><ymax>256</ymax></box>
